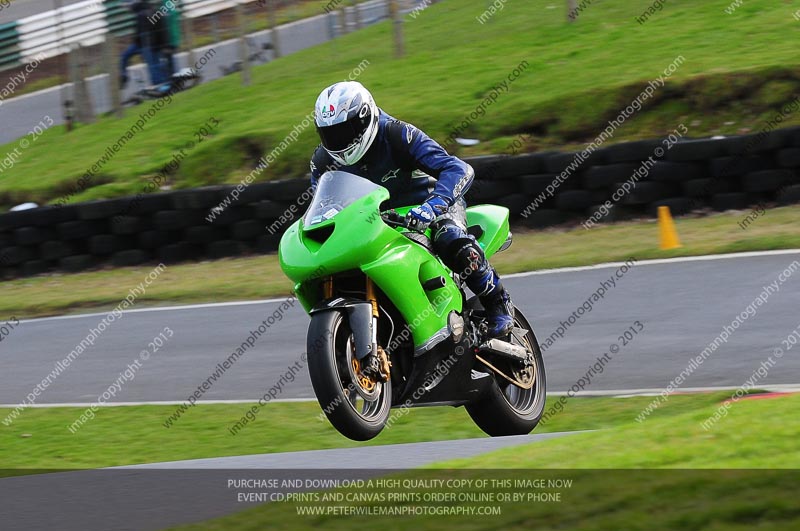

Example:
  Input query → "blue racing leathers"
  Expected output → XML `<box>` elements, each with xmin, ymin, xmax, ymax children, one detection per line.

<box><xmin>309</xmin><ymin>109</ymin><xmax>513</xmax><ymax>337</ymax></box>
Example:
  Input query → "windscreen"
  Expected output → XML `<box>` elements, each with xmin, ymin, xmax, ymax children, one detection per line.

<box><xmin>303</xmin><ymin>171</ymin><xmax>382</xmax><ymax>229</ymax></box>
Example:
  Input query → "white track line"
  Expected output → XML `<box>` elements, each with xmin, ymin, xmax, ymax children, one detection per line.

<box><xmin>556</xmin><ymin>384</ymin><xmax>800</xmax><ymax>397</ymax></box>
<box><xmin>3</xmin><ymin>384</ymin><xmax>797</xmax><ymax>409</ymax></box>
<box><xmin>19</xmin><ymin>249</ymin><xmax>800</xmax><ymax>325</ymax></box>
<box><xmin>19</xmin><ymin>297</ymin><xmax>290</xmax><ymax>324</ymax></box>
<box><xmin>503</xmin><ymin>248</ymin><xmax>800</xmax><ymax>279</ymax></box>
<box><xmin>0</xmin><ymin>398</ymin><xmax>316</xmax><ymax>408</ymax></box>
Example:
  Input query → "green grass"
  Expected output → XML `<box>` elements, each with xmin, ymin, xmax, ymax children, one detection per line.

<box><xmin>2</xmin><ymin>1</ymin><xmax>376</xmax><ymax>100</ymax></box>
<box><xmin>165</xmin><ymin>393</ymin><xmax>800</xmax><ymax>530</ymax></box>
<box><xmin>441</xmin><ymin>394</ymin><xmax>800</xmax><ymax>469</ymax></box>
<box><xmin>2</xmin><ymin>0</ymin><xmax>800</xmax><ymax>207</ymax></box>
<box><xmin>0</xmin><ymin>392</ymin><xmax>743</xmax><ymax>469</ymax></box>
<box><xmin>2</xmin><ymin>205</ymin><xmax>799</xmax><ymax>319</ymax></box>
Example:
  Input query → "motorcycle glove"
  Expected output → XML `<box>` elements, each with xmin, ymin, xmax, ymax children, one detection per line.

<box><xmin>406</xmin><ymin>195</ymin><xmax>449</xmax><ymax>231</ymax></box>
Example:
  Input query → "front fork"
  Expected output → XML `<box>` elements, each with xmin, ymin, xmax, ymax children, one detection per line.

<box><xmin>324</xmin><ymin>275</ymin><xmax>391</xmax><ymax>381</ymax></box>
<box><xmin>366</xmin><ymin>278</ymin><xmax>392</xmax><ymax>380</ymax></box>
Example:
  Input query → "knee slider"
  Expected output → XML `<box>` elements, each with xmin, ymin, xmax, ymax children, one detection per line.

<box><xmin>431</xmin><ymin>219</ymin><xmax>488</xmax><ymax>277</ymax></box>
<box><xmin>454</xmin><ymin>242</ymin><xmax>489</xmax><ymax>279</ymax></box>
<box><xmin>431</xmin><ymin>218</ymin><xmax>466</xmax><ymax>255</ymax></box>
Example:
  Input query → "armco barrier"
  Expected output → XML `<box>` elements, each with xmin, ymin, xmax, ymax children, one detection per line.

<box><xmin>2</xmin><ymin>126</ymin><xmax>800</xmax><ymax>279</ymax></box>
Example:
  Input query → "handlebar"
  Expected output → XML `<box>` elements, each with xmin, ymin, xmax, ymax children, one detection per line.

<box><xmin>381</xmin><ymin>210</ymin><xmax>409</xmax><ymax>229</ymax></box>
<box><xmin>382</xmin><ymin>210</ymin><xmax>430</xmax><ymax>234</ymax></box>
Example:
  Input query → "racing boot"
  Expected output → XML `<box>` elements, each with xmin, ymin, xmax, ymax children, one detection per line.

<box><xmin>458</xmin><ymin>246</ymin><xmax>514</xmax><ymax>338</ymax></box>
<box><xmin>479</xmin><ymin>278</ymin><xmax>515</xmax><ymax>338</ymax></box>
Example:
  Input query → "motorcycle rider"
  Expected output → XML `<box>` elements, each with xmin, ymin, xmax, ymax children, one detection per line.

<box><xmin>310</xmin><ymin>81</ymin><xmax>514</xmax><ymax>373</ymax></box>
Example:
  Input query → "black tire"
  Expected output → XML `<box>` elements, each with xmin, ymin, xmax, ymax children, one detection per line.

<box><xmin>254</xmin><ymin>200</ymin><xmax>290</xmax><ymax>220</ymax></box>
<box><xmin>120</xmin><ymin>193</ymin><xmax>175</xmax><ymax>216</ymax></box>
<box><xmin>270</xmin><ymin>179</ymin><xmax>313</xmax><ymax>202</ymax></box>
<box><xmin>14</xmin><ymin>226</ymin><xmax>52</xmax><ymax>246</ymax></box>
<box><xmin>518</xmin><ymin>208</ymin><xmax>568</xmax><ymax>229</ymax></box>
<box><xmin>19</xmin><ymin>259</ymin><xmax>51</xmax><ymax>277</ymax></box>
<box><xmin>255</xmin><ymin>233</ymin><xmax>281</xmax><ymax>253</ymax></box>
<box><xmin>207</xmin><ymin>205</ymin><xmax>252</xmax><ymax>226</ymax></box>
<box><xmin>307</xmin><ymin>310</ymin><xmax>391</xmax><ymax>441</ymax></box>
<box><xmin>60</xmin><ymin>254</ymin><xmax>97</xmax><ymax>273</ymax></box>
<box><xmin>708</xmin><ymin>155</ymin><xmax>770</xmax><ymax>179</ymax></box>
<box><xmin>584</xmin><ymin>203</ymin><xmax>636</xmax><ymax>224</ymax></box>
<box><xmin>465</xmin><ymin>179</ymin><xmax>519</xmax><ymax>202</ymax></box>
<box><xmin>0</xmin><ymin>246</ymin><xmax>35</xmax><ymax>266</ymax></box>
<box><xmin>184</xmin><ymin>225</ymin><xmax>226</xmax><ymax>245</ymax></box>
<box><xmin>712</xmin><ymin>193</ymin><xmax>749</xmax><ymax>211</ymax></box>
<box><xmin>648</xmin><ymin>161</ymin><xmax>706</xmax><ymax>182</ymax></box>
<box><xmin>726</xmin><ymin>131</ymin><xmax>785</xmax><ymax>154</ymax></box>
<box><xmin>157</xmin><ymin>242</ymin><xmax>200</xmax><ymax>263</ymax></box>
<box><xmin>231</xmin><ymin>219</ymin><xmax>265</xmax><ymax>241</ymax></box>
<box><xmin>543</xmin><ymin>152</ymin><xmax>579</xmax><ymax>174</ymax></box>
<box><xmin>77</xmin><ymin>199</ymin><xmax>128</xmax><ymax>221</ymax></box>
<box><xmin>501</xmin><ymin>153</ymin><xmax>546</xmax><ymax>178</ymax></box>
<box><xmin>582</xmin><ymin>164</ymin><xmax>639</xmax><ymax>189</ymax></box>
<box><xmin>171</xmin><ymin>187</ymin><xmax>225</xmax><ymax>210</ymax></box>
<box><xmin>466</xmin><ymin>307</ymin><xmax>546</xmax><ymax>436</ymax></box>
<box><xmin>465</xmin><ymin>155</ymin><xmax>512</xmax><ymax>180</ymax></box>
<box><xmin>89</xmin><ymin>234</ymin><xmax>127</xmax><ymax>255</ymax></box>
<box><xmin>556</xmin><ymin>190</ymin><xmax>594</xmax><ymax>211</ymax></box>
<box><xmin>788</xmin><ymin>127</ymin><xmax>800</xmax><ymax>148</ymax></box>
<box><xmin>519</xmin><ymin>174</ymin><xmax>558</xmax><ymax>196</ymax></box>
<box><xmin>40</xmin><ymin>240</ymin><xmax>75</xmax><ymax>261</ymax></box>
<box><xmin>110</xmin><ymin>216</ymin><xmax>145</xmax><ymax>235</ymax></box>
<box><xmin>138</xmin><ymin>230</ymin><xmax>172</xmax><ymax>249</ymax></box>
<box><xmin>111</xmin><ymin>249</ymin><xmax>150</xmax><ymax>267</ymax></box>
<box><xmin>620</xmin><ymin>181</ymin><xmax>678</xmax><ymax>205</ymax></box>
<box><xmin>154</xmin><ymin>210</ymin><xmax>204</xmax><ymax>230</ymax></box>
<box><xmin>682</xmin><ymin>178</ymin><xmax>733</xmax><ymax>198</ymax></box>
<box><xmin>777</xmin><ymin>184</ymin><xmax>800</xmax><ymax>205</ymax></box>
<box><xmin>742</xmin><ymin>170</ymin><xmax>792</xmax><ymax>193</ymax></box>
<box><xmin>496</xmin><ymin>193</ymin><xmax>533</xmax><ymax>218</ymax></box>
<box><xmin>238</xmin><ymin>183</ymin><xmax>280</xmax><ymax>204</ymax></box>
<box><xmin>664</xmin><ymin>138</ymin><xmax>728</xmax><ymax>162</ymax></box>
<box><xmin>206</xmin><ymin>240</ymin><xmax>247</xmax><ymax>258</ymax></box>
<box><xmin>647</xmin><ymin>197</ymin><xmax>693</xmax><ymax>217</ymax></box>
<box><xmin>776</xmin><ymin>148</ymin><xmax>800</xmax><ymax>168</ymax></box>
<box><xmin>1</xmin><ymin>206</ymin><xmax>75</xmax><ymax>230</ymax></box>
<box><xmin>57</xmin><ymin>220</ymin><xmax>101</xmax><ymax>240</ymax></box>
<box><xmin>600</xmin><ymin>140</ymin><xmax>661</xmax><ymax>163</ymax></box>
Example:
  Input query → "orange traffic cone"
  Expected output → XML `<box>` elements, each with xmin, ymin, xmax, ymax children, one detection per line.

<box><xmin>658</xmin><ymin>206</ymin><xmax>682</xmax><ymax>250</ymax></box>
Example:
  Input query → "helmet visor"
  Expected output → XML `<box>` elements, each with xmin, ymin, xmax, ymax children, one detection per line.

<box><xmin>317</xmin><ymin>116</ymin><xmax>369</xmax><ymax>154</ymax></box>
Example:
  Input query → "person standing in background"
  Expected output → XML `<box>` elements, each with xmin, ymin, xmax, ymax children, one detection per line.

<box><xmin>120</xmin><ymin>0</ymin><xmax>167</xmax><ymax>87</ymax></box>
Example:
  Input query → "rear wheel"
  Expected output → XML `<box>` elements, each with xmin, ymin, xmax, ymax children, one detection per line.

<box><xmin>466</xmin><ymin>306</ymin><xmax>547</xmax><ymax>436</ymax></box>
<box><xmin>307</xmin><ymin>310</ymin><xmax>391</xmax><ymax>441</ymax></box>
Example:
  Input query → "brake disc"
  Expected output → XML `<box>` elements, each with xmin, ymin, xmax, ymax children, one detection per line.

<box><xmin>345</xmin><ymin>337</ymin><xmax>381</xmax><ymax>401</ymax></box>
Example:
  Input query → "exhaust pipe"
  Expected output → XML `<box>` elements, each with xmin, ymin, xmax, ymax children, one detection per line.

<box><xmin>478</xmin><ymin>338</ymin><xmax>529</xmax><ymax>362</ymax></box>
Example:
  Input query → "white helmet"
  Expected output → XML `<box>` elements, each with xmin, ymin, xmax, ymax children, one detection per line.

<box><xmin>314</xmin><ymin>81</ymin><xmax>379</xmax><ymax>166</ymax></box>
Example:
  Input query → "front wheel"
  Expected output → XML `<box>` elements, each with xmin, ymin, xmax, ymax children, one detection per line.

<box><xmin>307</xmin><ymin>310</ymin><xmax>391</xmax><ymax>441</ymax></box>
<box><xmin>466</xmin><ymin>306</ymin><xmax>547</xmax><ymax>436</ymax></box>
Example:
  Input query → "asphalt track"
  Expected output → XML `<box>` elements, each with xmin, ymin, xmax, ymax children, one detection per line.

<box><xmin>2</xmin><ymin>251</ymin><xmax>799</xmax><ymax>530</ymax></box>
<box><xmin>1</xmin><ymin>432</ymin><xmax>577</xmax><ymax>531</ymax></box>
<box><xmin>2</xmin><ymin>250</ymin><xmax>800</xmax><ymax>407</ymax></box>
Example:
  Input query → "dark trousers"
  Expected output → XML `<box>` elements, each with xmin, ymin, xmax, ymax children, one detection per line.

<box><xmin>120</xmin><ymin>43</ymin><xmax>167</xmax><ymax>85</ymax></box>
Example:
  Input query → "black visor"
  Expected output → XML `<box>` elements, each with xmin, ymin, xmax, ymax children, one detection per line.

<box><xmin>317</xmin><ymin>113</ymin><xmax>370</xmax><ymax>153</ymax></box>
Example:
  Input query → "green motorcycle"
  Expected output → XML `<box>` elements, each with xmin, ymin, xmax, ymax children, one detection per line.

<box><xmin>279</xmin><ymin>171</ymin><xmax>546</xmax><ymax>441</ymax></box>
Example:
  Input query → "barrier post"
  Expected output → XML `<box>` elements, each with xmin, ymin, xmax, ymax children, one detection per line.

<box><xmin>237</xmin><ymin>1</ymin><xmax>251</xmax><ymax>85</ymax></box>
<box><xmin>104</xmin><ymin>33</ymin><xmax>123</xmax><ymax>118</ymax></box>
<box><xmin>268</xmin><ymin>0</ymin><xmax>282</xmax><ymax>58</ymax></box>
<box><xmin>390</xmin><ymin>0</ymin><xmax>404</xmax><ymax>58</ymax></box>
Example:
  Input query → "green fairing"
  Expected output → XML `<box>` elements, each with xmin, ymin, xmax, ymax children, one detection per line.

<box><xmin>279</xmin><ymin>180</ymin><xmax>509</xmax><ymax>349</ymax></box>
